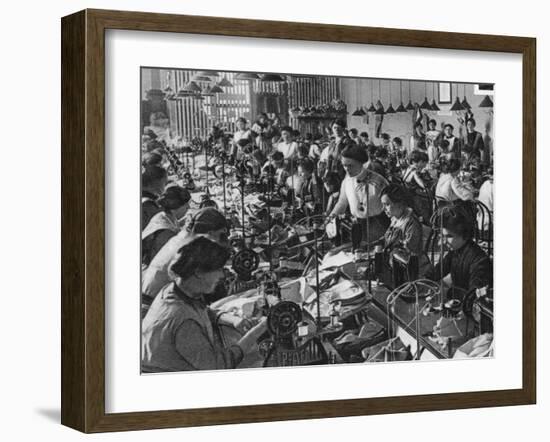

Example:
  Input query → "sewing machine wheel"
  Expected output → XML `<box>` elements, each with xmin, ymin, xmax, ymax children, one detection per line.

<box><xmin>267</xmin><ymin>301</ymin><xmax>303</xmax><ymax>337</ymax></box>
<box><xmin>232</xmin><ymin>248</ymin><xmax>260</xmax><ymax>279</ymax></box>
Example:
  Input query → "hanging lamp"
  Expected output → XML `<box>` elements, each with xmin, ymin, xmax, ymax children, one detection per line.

<box><xmin>197</xmin><ymin>70</ymin><xmax>220</xmax><ymax>77</ymax></box>
<box><xmin>210</xmin><ymin>85</ymin><xmax>224</xmax><ymax>93</ymax></box>
<box><xmin>260</xmin><ymin>73</ymin><xmax>286</xmax><ymax>82</ymax></box>
<box><xmin>406</xmin><ymin>80</ymin><xmax>415</xmax><ymax>111</ymax></box>
<box><xmin>218</xmin><ymin>77</ymin><xmax>234</xmax><ymax>87</ymax></box>
<box><xmin>357</xmin><ymin>79</ymin><xmax>366</xmax><ymax>115</ymax></box>
<box><xmin>461</xmin><ymin>83</ymin><xmax>472</xmax><ymax>109</ymax></box>
<box><xmin>367</xmin><ymin>79</ymin><xmax>376</xmax><ymax>112</ymax></box>
<box><xmin>450</xmin><ymin>83</ymin><xmax>464</xmax><ymax>111</ymax></box>
<box><xmin>479</xmin><ymin>95</ymin><xmax>494</xmax><ymax>108</ymax></box>
<box><xmin>191</xmin><ymin>74</ymin><xmax>212</xmax><ymax>83</ymax></box>
<box><xmin>235</xmin><ymin>72</ymin><xmax>260</xmax><ymax>80</ymax></box>
<box><xmin>430</xmin><ymin>82</ymin><xmax>440</xmax><ymax>111</ymax></box>
<box><xmin>351</xmin><ymin>78</ymin><xmax>361</xmax><ymax>116</ymax></box>
<box><xmin>182</xmin><ymin>81</ymin><xmax>202</xmax><ymax>93</ymax></box>
<box><xmin>375</xmin><ymin>79</ymin><xmax>385</xmax><ymax>114</ymax></box>
<box><xmin>396</xmin><ymin>80</ymin><xmax>407</xmax><ymax>112</ymax></box>
<box><xmin>420</xmin><ymin>81</ymin><xmax>431</xmax><ymax>110</ymax></box>
<box><xmin>385</xmin><ymin>80</ymin><xmax>396</xmax><ymax>113</ymax></box>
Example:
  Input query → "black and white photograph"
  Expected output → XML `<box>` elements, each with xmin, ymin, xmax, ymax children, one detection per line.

<box><xmin>140</xmin><ymin>67</ymin><xmax>495</xmax><ymax>373</ymax></box>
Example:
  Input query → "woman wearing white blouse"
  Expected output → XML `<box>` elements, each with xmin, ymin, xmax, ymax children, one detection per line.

<box><xmin>435</xmin><ymin>159</ymin><xmax>474</xmax><ymax>202</ymax></box>
<box><xmin>328</xmin><ymin>145</ymin><xmax>389</xmax><ymax>242</ymax></box>
<box><xmin>231</xmin><ymin>117</ymin><xmax>253</xmax><ymax>161</ymax></box>
<box><xmin>276</xmin><ymin>125</ymin><xmax>298</xmax><ymax>160</ymax></box>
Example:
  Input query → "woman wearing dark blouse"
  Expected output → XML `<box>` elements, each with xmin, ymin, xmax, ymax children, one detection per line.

<box><xmin>429</xmin><ymin>207</ymin><xmax>492</xmax><ymax>297</ymax></box>
<box><xmin>141</xmin><ymin>165</ymin><xmax>168</xmax><ymax>229</ymax></box>
<box><xmin>379</xmin><ymin>184</ymin><xmax>431</xmax><ymax>276</ymax></box>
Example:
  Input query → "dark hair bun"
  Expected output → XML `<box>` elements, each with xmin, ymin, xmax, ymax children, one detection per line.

<box><xmin>157</xmin><ymin>185</ymin><xmax>191</xmax><ymax>211</ymax></box>
<box><xmin>341</xmin><ymin>145</ymin><xmax>368</xmax><ymax>163</ymax></box>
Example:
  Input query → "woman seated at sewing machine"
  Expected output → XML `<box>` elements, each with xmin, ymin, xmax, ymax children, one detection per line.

<box><xmin>323</xmin><ymin>172</ymin><xmax>342</xmax><ymax>216</ymax></box>
<box><xmin>141</xmin><ymin>185</ymin><xmax>191</xmax><ymax>266</ymax></box>
<box><xmin>297</xmin><ymin>158</ymin><xmax>322</xmax><ymax>215</ymax></box>
<box><xmin>141</xmin><ymin>165</ymin><xmax>168</xmax><ymax>230</ymax></box>
<box><xmin>403</xmin><ymin>151</ymin><xmax>429</xmax><ymax>191</ymax></box>
<box><xmin>435</xmin><ymin>158</ymin><xmax>474</xmax><ymax>205</ymax></box>
<box><xmin>376</xmin><ymin>184</ymin><xmax>431</xmax><ymax>277</ymax></box>
<box><xmin>142</xmin><ymin>235</ymin><xmax>267</xmax><ymax>372</ymax></box>
<box><xmin>261</xmin><ymin>151</ymin><xmax>289</xmax><ymax>188</ymax></box>
<box><xmin>428</xmin><ymin>206</ymin><xmax>492</xmax><ymax>299</ymax></box>
<box><xmin>142</xmin><ymin>208</ymin><xmax>230</xmax><ymax>309</ymax></box>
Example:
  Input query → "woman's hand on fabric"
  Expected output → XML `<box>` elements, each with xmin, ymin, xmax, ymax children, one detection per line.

<box><xmin>238</xmin><ymin>317</ymin><xmax>268</xmax><ymax>353</ymax></box>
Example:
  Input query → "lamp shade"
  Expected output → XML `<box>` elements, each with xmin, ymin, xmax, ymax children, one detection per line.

<box><xmin>260</xmin><ymin>73</ymin><xmax>286</xmax><ymax>82</ymax></box>
<box><xmin>450</xmin><ymin>96</ymin><xmax>465</xmax><ymax>111</ymax></box>
<box><xmin>386</xmin><ymin>103</ymin><xmax>396</xmax><ymax>114</ymax></box>
<box><xmin>218</xmin><ymin>77</ymin><xmax>234</xmax><ymax>87</ymax></box>
<box><xmin>352</xmin><ymin>108</ymin><xmax>362</xmax><ymax>116</ymax></box>
<box><xmin>197</xmin><ymin>70</ymin><xmax>220</xmax><ymax>77</ymax></box>
<box><xmin>430</xmin><ymin>100</ymin><xmax>440</xmax><ymax>111</ymax></box>
<box><xmin>406</xmin><ymin>100</ymin><xmax>415</xmax><ymax>111</ymax></box>
<box><xmin>146</xmin><ymin>89</ymin><xmax>165</xmax><ymax>98</ymax></box>
<box><xmin>210</xmin><ymin>85</ymin><xmax>224</xmax><ymax>93</ymax></box>
<box><xmin>367</xmin><ymin>102</ymin><xmax>376</xmax><ymax>112</ymax></box>
<box><xmin>420</xmin><ymin>97</ymin><xmax>431</xmax><ymax>110</ymax></box>
<box><xmin>202</xmin><ymin>85</ymin><xmax>214</xmax><ymax>96</ymax></box>
<box><xmin>235</xmin><ymin>72</ymin><xmax>261</xmax><ymax>80</ymax></box>
<box><xmin>396</xmin><ymin>102</ymin><xmax>407</xmax><ymax>112</ymax></box>
<box><xmin>478</xmin><ymin>95</ymin><xmax>494</xmax><ymax>108</ymax></box>
<box><xmin>461</xmin><ymin>97</ymin><xmax>472</xmax><ymax>109</ymax></box>
<box><xmin>358</xmin><ymin>107</ymin><xmax>366</xmax><ymax>116</ymax></box>
<box><xmin>191</xmin><ymin>74</ymin><xmax>212</xmax><ymax>82</ymax></box>
<box><xmin>182</xmin><ymin>81</ymin><xmax>202</xmax><ymax>92</ymax></box>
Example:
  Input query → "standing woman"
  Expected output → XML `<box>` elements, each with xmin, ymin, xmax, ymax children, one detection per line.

<box><xmin>231</xmin><ymin>117</ymin><xmax>253</xmax><ymax>163</ymax></box>
<box><xmin>252</xmin><ymin>113</ymin><xmax>275</xmax><ymax>157</ymax></box>
<box><xmin>409</xmin><ymin>122</ymin><xmax>427</xmax><ymax>153</ymax></box>
<box><xmin>327</xmin><ymin>145</ymin><xmax>389</xmax><ymax>243</ymax></box>
<box><xmin>142</xmin><ymin>185</ymin><xmax>191</xmax><ymax>266</ymax></box>
<box><xmin>318</xmin><ymin>119</ymin><xmax>355</xmax><ymax>180</ymax></box>
<box><xmin>142</xmin><ymin>236</ymin><xmax>267</xmax><ymax>372</ymax></box>
<box><xmin>276</xmin><ymin>125</ymin><xmax>298</xmax><ymax>161</ymax></box>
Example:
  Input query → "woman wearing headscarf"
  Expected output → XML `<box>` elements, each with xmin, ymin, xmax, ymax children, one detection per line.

<box><xmin>142</xmin><ymin>236</ymin><xmax>267</xmax><ymax>372</ymax></box>
<box><xmin>141</xmin><ymin>185</ymin><xmax>191</xmax><ymax>266</ymax></box>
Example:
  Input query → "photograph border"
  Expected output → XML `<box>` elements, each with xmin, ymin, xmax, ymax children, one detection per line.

<box><xmin>61</xmin><ymin>8</ymin><xmax>536</xmax><ymax>433</ymax></box>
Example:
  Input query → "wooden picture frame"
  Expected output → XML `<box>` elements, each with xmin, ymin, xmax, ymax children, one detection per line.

<box><xmin>61</xmin><ymin>8</ymin><xmax>536</xmax><ymax>433</ymax></box>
